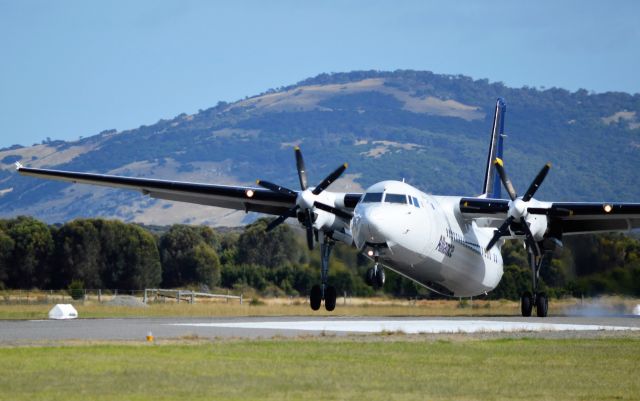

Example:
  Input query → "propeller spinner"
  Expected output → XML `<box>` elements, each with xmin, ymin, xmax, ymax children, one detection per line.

<box><xmin>256</xmin><ymin>147</ymin><xmax>349</xmax><ymax>250</ymax></box>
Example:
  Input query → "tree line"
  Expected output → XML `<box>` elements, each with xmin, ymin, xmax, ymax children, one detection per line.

<box><xmin>0</xmin><ymin>216</ymin><xmax>639</xmax><ymax>299</ymax></box>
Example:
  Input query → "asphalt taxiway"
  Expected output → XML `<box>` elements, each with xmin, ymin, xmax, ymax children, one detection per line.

<box><xmin>1</xmin><ymin>316</ymin><xmax>639</xmax><ymax>344</ymax></box>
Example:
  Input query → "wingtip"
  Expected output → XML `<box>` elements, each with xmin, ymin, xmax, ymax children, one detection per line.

<box><xmin>294</xmin><ymin>146</ymin><xmax>300</xmax><ymax>151</ymax></box>
<box><xmin>494</xmin><ymin>157</ymin><xmax>503</xmax><ymax>167</ymax></box>
<box><xmin>14</xmin><ymin>161</ymin><xmax>23</xmax><ymax>170</ymax></box>
<box><xmin>343</xmin><ymin>162</ymin><xmax>348</xmax><ymax>169</ymax></box>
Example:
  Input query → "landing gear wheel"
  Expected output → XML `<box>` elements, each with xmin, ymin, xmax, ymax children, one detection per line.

<box><xmin>521</xmin><ymin>291</ymin><xmax>533</xmax><ymax>317</ymax></box>
<box><xmin>375</xmin><ymin>267</ymin><xmax>385</xmax><ymax>288</ymax></box>
<box><xmin>310</xmin><ymin>284</ymin><xmax>322</xmax><ymax>311</ymax></box>
<box><xmin>536</xmin><ymin>292</ymin><xmax>548</xmax><ymax>317</ymax></box>
<box><xmin>324</xmin><ymin>286</ymin><xmax>337</xmax><ymax>311</ymax></box>
<box><xmin>365</xmin><ymin>268</ymin><xmax>375</xmax><ymax>286</ymax></box>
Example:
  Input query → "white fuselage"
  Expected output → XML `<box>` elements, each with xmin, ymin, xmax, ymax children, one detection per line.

<box><xmin>350</xmin><ymin>180</ymin><xmax>503</xmax><ymax>297</ymax></box>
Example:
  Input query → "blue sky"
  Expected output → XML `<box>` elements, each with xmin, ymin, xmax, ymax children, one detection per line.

<box><xmin>1</xmin><ymin>0</ymin><xmax>639</xmax><ymax>148</ymax></box>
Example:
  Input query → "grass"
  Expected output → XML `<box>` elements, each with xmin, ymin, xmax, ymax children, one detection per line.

<box><xmin>0</xmin><ymin>298</ymin><xmax>525</xmax><ymax>319</ymax></box>
<box><xmin>0</xmin><ymin>337</ymin><xmax>638</xmax><ymax>400</ymax></box>
<box><xmin>2</xmin><ymin>295</ymin><xmax>638</xmax><ymax>320</ymax></box>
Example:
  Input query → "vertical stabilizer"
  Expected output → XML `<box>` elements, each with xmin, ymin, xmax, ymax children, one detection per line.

<box><xmin>481</xmin><ymin>98</ymin><xmax>506</xmax><ymax>198</ymax></box>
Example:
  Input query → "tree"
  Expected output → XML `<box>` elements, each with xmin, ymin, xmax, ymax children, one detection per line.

<box><xmin>194</xmin><ymin>226</ymin><xmax>221</xmax><ymax>250</ymax></box>
<box><xmin>5</xmin><ymin>216</ymin><xmax>53</xmax><ymax>288</ymax></box>
<box><xmin>94</xmin><ymin>220</ymin><xmax>161</xmax><ymax>290</ymax></box>
<box><xmin>0</xmin><ymin>228</ymin><xmax>14</xmax><ymax>289</ymax></box>
<box><xmin>193</xmin><ymin>242</ymin><xmax>221</xmax><ymax>287</ymax></box>
<box><xmin>490</xmin><ymin>264</ymin><xmax>531</xmax><ymax>300</ymax></box>
<box><xmin>51</xmin><ymin>219</ymin><xmax>102</xmax><ymax>289</ymax></box>
<box><xmin>235</xmin><ymin>219</ymin><xmax>300</xmax><ymax>268</ymax></box>
<box><xmin>159</xmin><ymin>225</ymin><xmax>221</xmax><ymax>288</ymax></box>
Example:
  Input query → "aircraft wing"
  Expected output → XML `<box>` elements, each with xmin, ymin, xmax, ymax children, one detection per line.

<box><xmin>460</xmin><ymin>197</ymin><xmax>640</xmax><ymax>234</ymax></box>
<box><xmin>16</xmin><ymin>164</ymin><xmax>298</xmax><ymax>216</ymax></box>
<box><xmin>16</xmin><ymin>164</ymin><xmax>363</xmax><ymax>217</ymax></box>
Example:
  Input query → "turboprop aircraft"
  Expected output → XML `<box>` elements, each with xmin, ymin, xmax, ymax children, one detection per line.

<box><xmin>16</xmin><ymin>99</ymin><xmax>640</xmax><ymax>317</ymax></box>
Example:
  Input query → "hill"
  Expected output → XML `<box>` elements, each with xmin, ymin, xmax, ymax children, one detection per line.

<box><xmin>1</xmin><ymin>70</ymin><xmax>639</xmax><ymax>225</ymax></box>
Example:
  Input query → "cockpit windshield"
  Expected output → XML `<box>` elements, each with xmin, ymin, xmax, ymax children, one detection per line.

<box><xmin>384</xmin><ymin>193</ymin><xmax>408</xmax><ymax>204</ymax></box>
<box><xmin>362</xmin><ymin>192</ymin><xmax>383</xmax><ymax>203</ymax></box>
<box><xmin>361</xmin><ymin>192</ymin><xmax>415</xmax><ymax>205</ymax></box>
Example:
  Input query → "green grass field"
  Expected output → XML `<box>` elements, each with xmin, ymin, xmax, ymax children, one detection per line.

<box><xmin>0</xmin><ymin>337</ymin><xmax>638</xmax><ymax>401</ymax></box>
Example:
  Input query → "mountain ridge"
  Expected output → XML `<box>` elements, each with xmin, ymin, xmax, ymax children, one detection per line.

<box><xmin>1</xmin><ymin>70</ymin><xmax>638</xmax><ymax>226</ymax></box>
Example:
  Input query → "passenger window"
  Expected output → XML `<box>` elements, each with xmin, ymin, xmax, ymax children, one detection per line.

<box><xmin>384</xmin><ymin>193</ymin><xmax>407</xmax><ymax>204</ymax></box>
<box><xmin>412</xmin><ymin>196</ymin><xmax>420</xmax><ymax>208</ymax></box>
<box><xmin>362</xmin><ymin>192</ymin><xmax>383</xmax><ymax>203</ymax></box>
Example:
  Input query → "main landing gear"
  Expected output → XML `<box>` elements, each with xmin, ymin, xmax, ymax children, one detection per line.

<box><xmin>521</xmin><ymin>250</ymin><xmax>552</xmax><ymax>317</ymax></box>
<box><xmin>364</xmin><ymin>250</ymin><xmax>385</xmax><ymax>288</ymax></box>
<box><xmin>309</xmin><ymin>234</ymin><xmax>337</xmax><ymax>311</ymax></box>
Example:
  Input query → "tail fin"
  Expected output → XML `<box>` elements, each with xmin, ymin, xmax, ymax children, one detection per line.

<box><xmin>481</xmin><ymin>98</ymin><xmax>506</xmax><ymax>198</ymax></box>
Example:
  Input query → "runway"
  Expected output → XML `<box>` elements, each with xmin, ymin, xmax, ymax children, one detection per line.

<box><xmin>1</xmin><ymin>316</ymin><xmax>639</xmax><ymax>343</ymax></box>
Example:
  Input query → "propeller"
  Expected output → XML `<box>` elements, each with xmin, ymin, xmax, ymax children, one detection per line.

<box><xmin>257</xmin><ymin>146</ymin><xmax>349</xmax><ymax>250</ymax></box>
<box><xmin>313</xmin><ymin>201</ymin><xmax>353</xmax><ymax>220</ymax></box>
<box><xmin>486</xmin><ymin>158</ymin><xmax>551</xmax><ymax>253</ymax></box>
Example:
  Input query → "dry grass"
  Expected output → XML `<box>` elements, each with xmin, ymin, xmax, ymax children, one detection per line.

<box><xmin>226</xmin><ymin>77</ymin><xmax>484</xmax><ymax>121</ymax></box>
<box><xmin>3</xmin><ymin>294</ymin><xmax>636</xmax><ymax>320</ymax></box>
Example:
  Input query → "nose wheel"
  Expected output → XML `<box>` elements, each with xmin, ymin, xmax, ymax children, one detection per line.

<box><xmin>309</xmin><ymin>234</ymin><xmax>337</xmax><ymax>311</ymax></box>
<box><xmin>365</xmin><ymin>252</ymin><xmax>385</xmax><ymax>288</ymax></box>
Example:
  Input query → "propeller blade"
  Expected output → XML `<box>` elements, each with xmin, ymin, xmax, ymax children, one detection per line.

<box><xmin>304</xmin><ymin>209</ymin><xmax>314</xmax><ymax>250</ymax></box>
<box><xmin>313</xmin><ymin>201</ymin><xmax>353</xmax><ymax>220</ymax></box>
<box><xmin>522</xmin><ymin>162</ymin><xmax>551</xmax><ymax>202</ymax></box>
<box><xmin>294</xmin><ymin>146</ymin><xmax>308</xmax><ymax>191</ymax></box>
<box><xmin>266</xmin><ymin>215</ymin><xmax>287</xmax><ymax>232</ymax></box>
<box><xmin>486</xmin><ymin>216</ymin><xmax>514</xmax><ymax>251</ymax></box>
<box><xmin>256</xmin><ymin>180</ymin><xmax>297</xmax><ymax>197</ymax></box>
<box><xmin>312</xmin><ymin>163</ymin><xmax>348</xmax><ymax>195</ymax></box>
<box><xmin>493</xmin><ymin>158</ymin><xmax>517</xmax><ymax>201</ymax></box>
<box><xmin>485</xmin><ymin>235</ymin><xmax>500</xmax><ymax>253</ymax></box>
<box><xmin>266</xmin><ymin>206</ymin><xmax>298</xmax><ymax>232</ymax></box>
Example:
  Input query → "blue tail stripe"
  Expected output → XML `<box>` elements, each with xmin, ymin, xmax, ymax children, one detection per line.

<box><xmin>491</xmin><ymin>99</ymin><xmax>506</xmax><ymax>198</ymax></box>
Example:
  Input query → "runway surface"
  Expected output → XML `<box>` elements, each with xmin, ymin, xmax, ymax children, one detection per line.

<box><xmin>1</xmin><ymin>316</ymin><xmax>639</xmax><ymax>343</ymax></box>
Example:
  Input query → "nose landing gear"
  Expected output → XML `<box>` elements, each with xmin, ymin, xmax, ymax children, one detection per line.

<box><xmin>365</xmin><ymin>250</ymin><xmax>385</xmax><ymax>288</ymax></box>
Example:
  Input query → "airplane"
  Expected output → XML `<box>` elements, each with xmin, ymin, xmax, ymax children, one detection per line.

<box><xmin>15</xmin><ymin>98</ymin><xmax>640</xmax><ymax>317</ymax></box>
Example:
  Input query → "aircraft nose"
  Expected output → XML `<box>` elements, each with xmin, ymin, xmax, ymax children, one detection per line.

<box><xmin>353</xmin><ymin>206</ymin><xmax>391</xmax><ymax>246</ymax></box>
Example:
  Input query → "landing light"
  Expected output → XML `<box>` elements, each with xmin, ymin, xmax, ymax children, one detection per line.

<box><xmin>246</xmin><ymin>189</ymin><xmax>255</xmax><ymax>198</ymax></box>
<box><xmin>367</xmin><ymin>250</ymin><xmax>374</xmax><ymax>257</ymax></box>
<box><xmin>604</xmin><ymin>204</ymin><xmax>613</xmax><ymax>213</ymax></box>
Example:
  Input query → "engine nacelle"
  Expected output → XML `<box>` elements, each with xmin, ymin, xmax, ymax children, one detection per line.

<box><xmin>525</xmin><ymin>213</ymin><xmax>548</xmax><ymax>241</ymax></box>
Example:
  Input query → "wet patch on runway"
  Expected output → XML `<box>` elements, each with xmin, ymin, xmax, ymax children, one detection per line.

<box><xmin>169</xmin><ymin>319</ymin><xmax>640</xmax><ymax>334</ymax></box>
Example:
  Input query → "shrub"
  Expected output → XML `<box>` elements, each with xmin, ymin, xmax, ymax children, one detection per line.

<box><xmin>67</xmin><ymin>280</ymin><xmax>84</xmax><ymax>300</ymax></box>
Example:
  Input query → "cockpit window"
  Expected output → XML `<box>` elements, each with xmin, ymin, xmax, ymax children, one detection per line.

<box><xmin>412</xmin><ymin>196</ymin><xmax>420</xmax><ymax>208</ymax></box>
<box><xmin>362</xmin><ymin>192</ymin><xmax>383</xmax><ymax>203</ymax></box>
<box><xmin>384</xmin><ymin>193</ymin><xmax>407</xmax><ymax>204</ymax></box>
